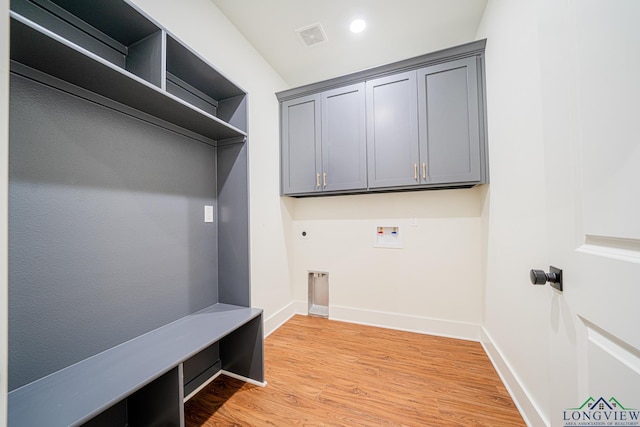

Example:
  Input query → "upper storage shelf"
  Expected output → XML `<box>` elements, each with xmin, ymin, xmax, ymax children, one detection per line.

<box><xmin>9</xmin><ymin>0</ymin><xmax>247</xmax><ymax>144</ymax></box>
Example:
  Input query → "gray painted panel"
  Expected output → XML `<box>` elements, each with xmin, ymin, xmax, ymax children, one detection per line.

<box><xmin>127</xmin><ymin>30</ymin><xmax>164</xmax><ymax>88</ymax></box>
<box><xmin>9</xmin><ymin>73</ymin><xmax>219</xmax><ymax>390</ymax></box>
<box><xmin>11</xmin><ymin>0</ymin><xmax>126</xmax><ymax>66</ymax></box>
<box><xmin>221</xmin><ymin>313</ymin><xmax>264</xmax><ymax>383</ymax></box>
<box><xmin>166</xmin><ymin>35</ymin><xmax>245</xmax><ymax>102</ymax></box>
<box><xmin>80</xmin><ymin>401</ymin><xmax>127</xmax><ymax>427</ymax></box>
<box><xmin>281</xmin><ymin>94</ymin><xmax>321</xmax><ymax>194</ymax></box>
<box><xmin>217</xmin><ymin>143</ymin><xmax>250</xmax><ymax>307</ymax></box>
<box><xmin>183</xmin><ymin>360</ymin><xmax>221</xmax><ymax>398</ymax></box>
<box><xmin>418</xmin><ymin>57</ymin><xmax>481</xmax><ymax>184</ymax></box>
<box><xmin>182</xmin><ymin>342</ymin><xmax>220</xmax><ymax>387</ymax></box>
<box><xmin>366</xmin><ymin>70</ymin><xmax>419</xmax><ymax>188</ymax></box>
<box><xmin>46</xmin><ymin>0</ymin><xmax>160</xmax><ymax>47</ymax></box>
<box><xmin>321</xmin><ymin>83</ymin><xmax>367</xmax><ymax>191</ymax></box>
<box><xmin>166</xmin><ymin>75</ymin><xmax>218</xmax><ymax>117</ymax></box>
<box><xmin>127</xmin><ymin>367</ymin><xmax>182</xmax><ymax>427</ymax></box>
<box><xmin>218</xmin><ymin>94</ymin><xmax>247</xmax><ymax>133</ymax></box>
<box><xmin>476</xmin><ymin>55</ymin><xmax>490</xmax><ymax>183</ymax></box>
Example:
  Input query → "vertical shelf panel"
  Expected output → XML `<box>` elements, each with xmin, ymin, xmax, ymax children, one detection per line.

<box><xmin>217</xmin><ymin>142</ymin><xmax>250</xmax><ymax>307</ymax></box>
<box><xmin>127</xmin><ymin>30</ymin><xmax>165</xmax><ymax>88</ymax></box>
<box><xmin>221</xmin><ymin>314</ymin><xmax>265</xmax><ymax>383</ymax></box>
<box><xmin>183</xmin><ymin>343</ymin><xmax>221</xmax><ymax>399</ymax></box>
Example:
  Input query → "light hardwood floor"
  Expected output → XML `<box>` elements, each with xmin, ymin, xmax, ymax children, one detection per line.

<box><xmin>185</xmin><ymin>315</ymin><xmax>525</xmax><ymax>426</ymax></box>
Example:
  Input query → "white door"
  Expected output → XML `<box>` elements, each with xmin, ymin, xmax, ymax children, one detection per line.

<box><xmin>537</xmin><ymin>1</ymin><xmax>640</xmax><ymax>425</ymax></box>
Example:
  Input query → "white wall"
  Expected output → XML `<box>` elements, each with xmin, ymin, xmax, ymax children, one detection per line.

<box><xmin>476</xmin><ymin>1</ymin><xmax>550</xmax><ymax>425</ymax></box>
<box><xmin>129</xmin><ymin>0</ymin><xmax>294</xmax><ymax>333</ymax></box>
<box><xmin>0</xmin><ymin>0</ymin><xmax>9</xmax><ymax>421</ymax></box>
<box><xmin>291</xmin><ymin>188</ymin><xmax>484</xmax><ymax>339</ymax></box>
<box><xmin>129</xmin><ymin>0</ymin><xmax>487</xmax><ymax>341</ymax></box>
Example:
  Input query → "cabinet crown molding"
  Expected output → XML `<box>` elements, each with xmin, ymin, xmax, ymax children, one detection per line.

<box><xmin>276</xmin><ymin>39</ymin><xmax>486</xmax><ymax>102</ymax></box>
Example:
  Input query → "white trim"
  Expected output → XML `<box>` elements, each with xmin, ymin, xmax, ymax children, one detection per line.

<box><xmin>327</xmin><ymin>304</ymin><xmax>481</xmax><ymax>342</ymax></box>
<box><xmin>263</xmin><ymin>300</ymin><xmax>299</xmax><ymax>338</ymax></box>
<box><xmin>579</xmin><ymin>235</ymin><xmax>640</xmax><ymax>265</ymax></box>
<box><xmin>183</xmin><ymin>370</ymin><xmax>267</xmax><ymax>402</ymax></box>
<box><xmin>221</xmin><ymin>370</ymin><xmax>267</xmax><ymax>387</ymax></box>
<box><xmin>183</xmin><ymin>370</ymin><xmax>223</xmax><ymax>402</ymax></box>
<box><xmin>0</xmin><ymin>0</ymin><xmax>9</xmax><ymax>421</ymax></box>
<box><xmin>480</xmin><ymin>328</ymin><xmax>548</xmax><ymax>427</ymax></box>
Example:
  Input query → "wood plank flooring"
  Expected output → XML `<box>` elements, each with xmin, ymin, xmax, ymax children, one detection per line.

<box><xmin>185</xmin><ymin>315</ymin><xmax>525</xmax><ymax>426</ymax></box>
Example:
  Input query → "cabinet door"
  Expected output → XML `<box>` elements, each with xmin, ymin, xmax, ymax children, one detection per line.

<box><xmin>366</xmin><ymin>70</ymin><xmax>419</xmax><ymax>188</ymax></box>
<box><xmin>417</xmin><ymin>57</ymin><xmax>481</xmax><ymax>184</ymax></box>
<box><xmin>281</xmin><ymin>94</ymin><xmax>322</xmax><ymax>194</ymax></box>
<box><xmin>321</xmin><ymin>83</ymin><xmax>367</xmax><ymax>192</ymax></box>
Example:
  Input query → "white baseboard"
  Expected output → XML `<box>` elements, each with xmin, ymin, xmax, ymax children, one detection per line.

<box><xmin>263</xmin><ymin>300</ymin><xmax>303</xmax><ymax>337</ymax></box>
<box><xmin>265</xmin><ymin>301</ymin><xmax>479</xmax><ymax>341</ymax></box>
<box><xmin>183</xmin><ymin>370</ymin><xmax>223</xmax><ymax>402</ymax></box>
<box><xmin>480</xmin><ymin>328</ymin><xmax>548</xmax><ymax>427</ymax></box>
<box><xmin>184</xmin><ymin>370</ymin><xmax>267</xmax><ymax>402</ymax></box>
<box><xmin>221</xmin><ymin>370</ymin><xmax>267</xmax><ymax>388</ymax></box>
<box><xmin>323</xmin><ymin>304</ymin><xmax>481</xmax><ymax>341</ymax></box>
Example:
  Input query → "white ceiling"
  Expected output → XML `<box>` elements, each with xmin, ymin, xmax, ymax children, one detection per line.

<box><xmin>211</xmin><ymin>0</ymin><xmax>488</xmax><ymax>88</ymax></box>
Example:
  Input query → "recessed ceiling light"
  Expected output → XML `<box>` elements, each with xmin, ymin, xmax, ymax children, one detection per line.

<box><xmin>350</xmin><ymin>19</ymin><xmax>366</xmax><ymax>33</ymax></box>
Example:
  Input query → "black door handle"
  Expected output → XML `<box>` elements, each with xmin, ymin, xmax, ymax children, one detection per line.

<box><xmin>529</xmin><ymin>266</ymin><xmax>563</xmax><ymax>292</ymax></box>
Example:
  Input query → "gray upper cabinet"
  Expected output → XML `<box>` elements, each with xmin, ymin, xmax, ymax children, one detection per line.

<box><xmin>281</xmin><ymin>83</ymin><xmax>366</xmax><ymax>195</ymax></box>
<box><xmin>322</xmin><ymin>83</ymin><xmax>367</xmax><ymax>192</ymax></box>
<box><xmin>418</xmin><ymin>57</ymin><xmax>481</xmax><ymax>185</ymax></box>
<box><xmin>366</xmin><ymin>71</ymin><xmax>419</xmax><ymax>189</ymax></box>
<box><xmin>281</xmin><ymin>94</ymin><xmax>321</xmax><ymax>194</ymax></box>
<box><xmin>277</xmin><ymin>39</ymin><xmax>488</xmax><ymax>197</ymax></box>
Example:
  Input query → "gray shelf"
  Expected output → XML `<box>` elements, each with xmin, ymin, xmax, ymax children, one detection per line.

<box><xmin>166</xmin><ymin>35</ymin><xmax>245</xmax><ymax>107</ymax></box>
<box><xmin>8</xmin><ymin>303</ymin><xmax>262</xmax><ymax>427</ymax></box>
<box><xmin>9</xmin><ymin>12</ymin><xmax>246</xmax><ymax>144</ymax></box>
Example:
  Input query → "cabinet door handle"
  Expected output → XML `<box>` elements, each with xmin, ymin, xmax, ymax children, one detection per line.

<box><xmin>323</xmin><ymin>172</ymin><xmax>327</xmax><ymax>188</ymax></box>
<box><xmin>422</xmin><ymin>162</ymin><xmax>427</xmax><ymax>180</ymax></box>
<box><xmin>414</xmin><ymin>163</ymin><xmax>418</xmax><ymax>181</ymax></box>
<box><xmin>316</xmin><ymin>173</ymin><xmax>320</xmax><ymax>188</ymax></box>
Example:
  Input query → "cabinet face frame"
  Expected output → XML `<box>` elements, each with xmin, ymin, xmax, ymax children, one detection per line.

<box><xmin>365</xmin><ymin>70</ymin><xmax>419</xmax><ymax>189</ymax></box>
<box><xmin>281</xmin><ymin>94</ymin><xmax>322</xmax><ymax>194</ymax></box>
<box><xmin>321</xmin><ymin>82</ymin><xmax>367</xmax><ymax>192</ymax></box>
<box><xmin>417</xmin><ymin>56</ymin><xmax>482</xmax><ymax>185</ymax></box>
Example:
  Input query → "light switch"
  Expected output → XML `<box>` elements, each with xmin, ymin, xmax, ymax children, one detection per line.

<box><xmin>204</xmin><ymin>205</ymin><xmax>214</xmax><ymax>223</ymax></box>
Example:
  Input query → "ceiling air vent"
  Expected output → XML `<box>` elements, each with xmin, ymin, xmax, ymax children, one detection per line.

<box><xmin>295</xmin><ymin>23</ymin><xmax>328</xmax><ymax>47</ymax></box>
